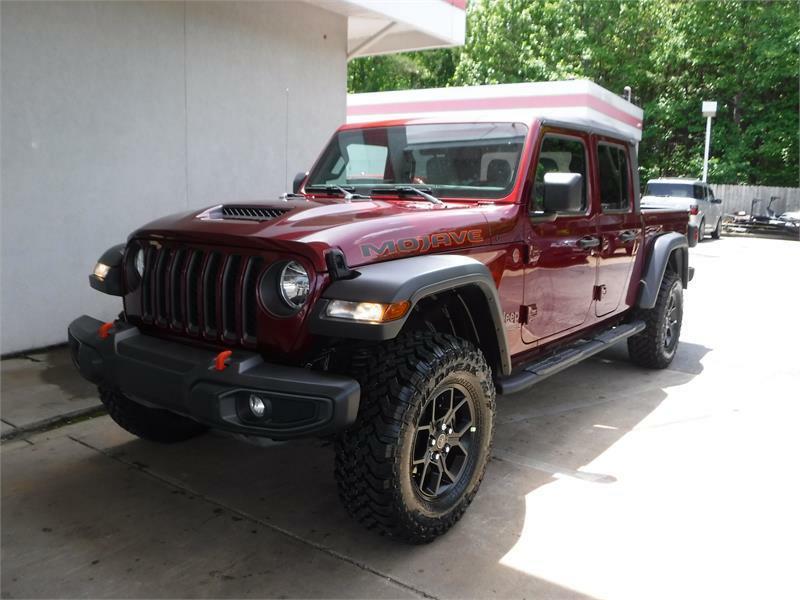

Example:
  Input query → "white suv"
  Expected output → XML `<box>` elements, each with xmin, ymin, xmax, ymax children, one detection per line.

<box><xmin>641</xmin><ymin>178</ymin><xmax>723</xmax><ymax>241</ymax></box>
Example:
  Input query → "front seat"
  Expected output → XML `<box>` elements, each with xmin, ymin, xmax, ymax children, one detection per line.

<box><xmin>486</xmin><ymin>159</ymin><xmax>512</xmax><ymax>187</ymax></box>
<box><xmin>426</xmin><ymin>157</ymin><xmax>452</xmax><ymax>184</ymax></box>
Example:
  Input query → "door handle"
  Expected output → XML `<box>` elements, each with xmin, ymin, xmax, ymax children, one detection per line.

<box><xmin>577</xmin><ymin>236</ymin><xmax>601</xmax><ymax>249</ymax></box>
<box><xmin>618</xmin><ymin>230</ymin><xmax>638</xmax><ymax>243</ymax></box>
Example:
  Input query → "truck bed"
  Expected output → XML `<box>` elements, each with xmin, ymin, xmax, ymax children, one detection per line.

<box><xmin>640</xmin><ymin>207</ymin><xmax>691</xmax><ymax>236</ymax></box>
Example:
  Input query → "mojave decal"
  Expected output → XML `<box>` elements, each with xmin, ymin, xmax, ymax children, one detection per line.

<box><xmin>360</xmin><ymin>229</ymin><xmax>485</xmax><ymax>259</ymax></box>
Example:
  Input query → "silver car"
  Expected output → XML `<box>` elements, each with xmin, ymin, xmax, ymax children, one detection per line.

<box><xmin>641</xmin><ymin>178</ymin><xmax>723</xmax><ymax>241</ymax></box>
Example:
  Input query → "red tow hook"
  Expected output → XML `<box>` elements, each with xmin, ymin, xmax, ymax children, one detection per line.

<box><xmin>214</xmin><ymin>350</ymin><xmax>233</xmax><ymax>371</ymax></box>
<box><xmin>98</xmin><ymin>322</ymin><xmax>115</xmax><ymax>339</ymax></box>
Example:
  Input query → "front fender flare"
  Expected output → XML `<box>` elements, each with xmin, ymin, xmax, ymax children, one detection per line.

<box><xmin>308</xmin><ymin>254</ymin><xmax>512</xmax><ymax>375</ymax></box>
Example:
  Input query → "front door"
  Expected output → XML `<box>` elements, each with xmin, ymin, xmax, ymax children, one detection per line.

<box><xmin>594</xmin><ymin>140</ymin><xmax>640</xmax><ymax>316</ymax></box>
<box><xmin>522</xmin><ymin>130</ymin><xmax>598</xmax><ymax>344</ymax></box>
<box><xmin>705</xmin><ymin>185</ymin><xmax>722</xmax><ymax>231</ymax></box>
<box><xmin>694</xmin><ymin>182</ymin><xmax>711</xmax><ymax>235</ymax></box>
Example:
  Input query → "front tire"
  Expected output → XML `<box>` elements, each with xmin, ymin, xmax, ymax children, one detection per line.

<box><xmin>335</xmin><ymin>332</ymin><xmax>495</xmax><ymax>543</ymax></box>
<box><xmin>628</xmin><ymin>270</ymin><xmax>683</xmax><ymax>369</ymax></box>
<box><xmin>711</xmin><ymin>216</ymin><xmax>722</xmax><ymax>239</ymax></box>
<box><xmin>100</xmin><ymin>387</ymin><xmax>207</xmax><ymax>443</ymax></box>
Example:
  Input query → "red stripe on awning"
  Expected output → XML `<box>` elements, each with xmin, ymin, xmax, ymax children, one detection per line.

<box><xmin>443</xmin><ymin>0</ymin><xmax>467</xmax><ymax>9</ymax></box>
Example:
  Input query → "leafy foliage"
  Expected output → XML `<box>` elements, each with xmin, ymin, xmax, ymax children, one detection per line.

<box><xmin>348</xmin><ymin>0</ymin><xmax>799</xmax><ymax>186</ymax></box>
<box><xmin>348</xmin><ymin>49</ymin><xmax>457</xmax><ymax>92</ymax></box>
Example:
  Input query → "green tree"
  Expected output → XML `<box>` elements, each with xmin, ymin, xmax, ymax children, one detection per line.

<box><xmin>643</xmin><ymin>0</ymin><xmax>799</xmax><ymax>185</ymax></box>
<box><xmin>348</xmin><ymin>0</ymin><xmax>799</xmax><ymax>186</ymax></box>
<box><xmin>347</xmin><ymin>49</ymin><xmax>457</xmax><ymax>92</ymax></box>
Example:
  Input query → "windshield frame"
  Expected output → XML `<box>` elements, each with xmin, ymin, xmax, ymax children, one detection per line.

<box><xmin>304</xmin><ymin>121</ymin><xmax>531</xmax><ymax>202</ymax></box>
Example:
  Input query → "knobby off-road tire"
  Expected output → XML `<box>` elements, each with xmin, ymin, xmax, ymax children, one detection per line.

<box><xmin>99</xmin><ymin>387</ymin><xmax>207</xmax><ymax>443</ymax></box>
<box><xmin>334</xmin><ymin>332</ymin><xmax>496</xmax><ymax>544</ymax></box>
<box><xmin>628</xmin><ymin>270</ymin><xmax>683</xmax><ymax>369</ymax></box>
<box><xmin>711</xmin><ymin>217</ymin><xmax>722</xmax><ymax>239</ymax></box>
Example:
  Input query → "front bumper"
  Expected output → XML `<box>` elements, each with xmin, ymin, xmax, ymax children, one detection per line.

<box><xmin>68</xmin><ymin>315</ymin><xmax>360</xmax><ymax>439</ymax></box>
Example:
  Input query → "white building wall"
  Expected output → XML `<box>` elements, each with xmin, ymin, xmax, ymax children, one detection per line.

<box><xmin>1</xmin><ymin>1</ymin><xmax>347</xmax><ymax>354</ymax></box>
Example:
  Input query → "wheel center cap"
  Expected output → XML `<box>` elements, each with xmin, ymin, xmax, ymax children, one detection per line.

<box><xmin>436</xmin><ymin>434</ymin><xmax>447</xmax><ymax>449</ymax></box>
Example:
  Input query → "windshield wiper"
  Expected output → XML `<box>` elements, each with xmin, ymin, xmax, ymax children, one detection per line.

<box><xmin>304</xmin><ymin>184</ymin><xmax>371</xmax><ymax>201</ymax></box>
<box><xmin>372</xmin><ymin>186</ymin><xmax>443</xmax><ymax>205</ymax></box>
<box><xmin>278</xmin><ymin>192</ymin><xmax>306</xmax><ymax>200</ymax></box>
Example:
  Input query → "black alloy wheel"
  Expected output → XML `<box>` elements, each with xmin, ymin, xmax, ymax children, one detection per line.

<box><xmin>663</xmin><ymin>286</ymin><xmax>681</xmax><ymax>353</ymax></box>
<box><xmin>411</xmin><ymin>385</ymin><xmax>476</xmax><ymax>500</ymax></box>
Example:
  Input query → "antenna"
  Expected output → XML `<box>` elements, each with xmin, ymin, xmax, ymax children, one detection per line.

<box><xmin>284</xmin><ymin>88</ymin><xmax>290</xmax><ymax>192</ymax></box>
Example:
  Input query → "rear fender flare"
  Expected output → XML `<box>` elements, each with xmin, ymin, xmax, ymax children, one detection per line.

<box><xmin>308</xmin><ymin>254</ymin><xmax>512</xmax><ymax>376</ymax></box>
<box><xmin>637</xmin><ymin>232</ymin><xmax>689</xmax><ymax>309</ymax></box>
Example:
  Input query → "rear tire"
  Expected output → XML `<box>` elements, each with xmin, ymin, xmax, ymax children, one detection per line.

<box><xmin>100</xmin><ymin>387</ymin><xmax>207</xmax><ymax>443</ymax></box>
<box><xmin>698</xmin><ymin>218</ymin><xmax>706</xmax><ymax>241</ymax></box>
<box><xmin>334</xmin><ymin>331</ymin><xmax>495</xmax><ymax>544</ymax></box>
<box><xmin>628</xmin><ymin>271</ymin><xmax>683</xmax><ymax>369</ymax></box>
<box><xmin>711</xmin><ymin>217</ymin><xmax>722</xmax><ymax>239</ymax></box>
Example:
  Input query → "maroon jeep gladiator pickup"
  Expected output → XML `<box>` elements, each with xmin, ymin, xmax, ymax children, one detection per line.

<box><xmin>69</xmin><ymin>115</ymin><xmax>694</xmax><ymax>543</ymax></box>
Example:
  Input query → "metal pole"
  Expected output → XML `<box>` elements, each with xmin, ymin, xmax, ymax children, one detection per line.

<box><xmin>702</xmin><ymin>115</ymin><xmax>712</xmax><ymax>182</ymax></box>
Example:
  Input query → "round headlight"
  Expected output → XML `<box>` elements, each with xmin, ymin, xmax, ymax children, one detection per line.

<box><xmin>278</xmin><ymin>261</ymin><xmax>309</xmax><ymax>308</ymax></box>
<box><xmin>135</xmin><ymin>248</ymin><xmax>145</xmax><ymax>277</ymax></box>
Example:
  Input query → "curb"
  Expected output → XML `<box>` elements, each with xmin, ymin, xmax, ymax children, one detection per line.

<box><xmin>1</xmin><ymin>405</ymin><xmax>106</xmax><ymax>442</ymax></box>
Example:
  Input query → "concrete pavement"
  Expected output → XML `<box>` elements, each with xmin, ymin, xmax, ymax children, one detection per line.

<box><xmin>0</xmin><ymin>348</ymin><xmax>101</xmax><ymax>439</ymax></box>
<box><xmin>2</xmin><ymin>236</ymin><xmax>799</xmax><ymax>599</ymax></box>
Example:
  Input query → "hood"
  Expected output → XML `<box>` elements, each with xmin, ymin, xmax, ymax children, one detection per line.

<box><xmin>130</xmin><ymin>197</ymin><xmax>500</xmax><ymax>272</ymax></box>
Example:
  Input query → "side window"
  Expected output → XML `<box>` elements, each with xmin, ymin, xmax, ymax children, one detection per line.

<box><xmin>530</xmin><ymin>135</ymin><xmax>588</xmax><ymax>214</ymax></box>
<box><xmin>693</xmin><ymin>184</ymin><xmax>706</xmax><ymax>201</ymax></box>
<box><xmin>597</xmin><ymin>144</ymin><xmax>631</xmax><ymax>211</ymax></box>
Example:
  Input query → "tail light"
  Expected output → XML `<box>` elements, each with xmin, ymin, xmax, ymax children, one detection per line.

<box><xmin>689</xmin><ymin>204</ymin><xmax>699</xmax><ymax>215</ymax></box>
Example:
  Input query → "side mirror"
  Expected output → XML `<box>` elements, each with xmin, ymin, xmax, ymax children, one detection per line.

<box><xmin>543</xmin><ymin>172</ymin><xmax>583</xmax><ymax>212</ymax></box>
<box><xmin>712</xmin><ymin>197</ymin><xmax>722</xmax><ymax>204</ymax></box>
<box><xmin>293</xmin><ymin>171</ymin><xmax>308</xmax><ymax>194</ymax></box>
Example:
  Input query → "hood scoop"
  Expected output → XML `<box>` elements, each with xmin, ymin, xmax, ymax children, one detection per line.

<box><xmin>199</xmin><ymin>204</ymin><xmax>291</xmax><ymax>222</ymax></box>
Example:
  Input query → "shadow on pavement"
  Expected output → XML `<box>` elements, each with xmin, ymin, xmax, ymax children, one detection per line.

<box><xmin>36</xmin><ymin>348</ymin><xmax>98</xmax><ymax>402</ymax></box>
<box><xmin>2</xmin><ymin>340</ymin><xmax>710</xmax><ymax>598</ymax></box>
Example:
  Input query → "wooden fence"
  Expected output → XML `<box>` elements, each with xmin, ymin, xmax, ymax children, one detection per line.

<box><xmin>709</xmin><ymin>184</ymin><xmax>800</xmax><ymax>215</ymax></box>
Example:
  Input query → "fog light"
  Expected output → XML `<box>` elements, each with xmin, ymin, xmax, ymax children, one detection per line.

<box><xmin>249</xmin><ymin>394</ymin><xmax>266</xmax><ymax>418</ymax></box>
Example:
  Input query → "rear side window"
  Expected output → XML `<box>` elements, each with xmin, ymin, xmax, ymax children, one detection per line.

<box><xmin>598</xmin><ymin>144</ymin><xmax>631</xmax><ymax>211</ymax></box>
<box><xmin>530</xmin><ymin>135</ymin><xmax>588</xmax><ymax>214</ymax></box>
<box><xmin>693</xmin><ymin>184</ymin><xmax>706</xmax><ymax>200</ymax></box>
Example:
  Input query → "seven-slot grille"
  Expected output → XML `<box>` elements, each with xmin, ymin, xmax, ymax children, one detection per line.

<box><xmin>137</xmin><ymin>243</ymin><xmax>264</xmax><ymax>346</ymax></box>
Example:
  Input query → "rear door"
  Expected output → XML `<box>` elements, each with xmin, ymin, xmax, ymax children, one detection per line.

<box><xmin>522</xmin><ymin>128</ymin><xmax>598</xmax><ymax>344</ymax></box>
<box><xmin>594</xmin><ymin>139</ymin><xmax>641</xmax><ymax>317</ymax></box>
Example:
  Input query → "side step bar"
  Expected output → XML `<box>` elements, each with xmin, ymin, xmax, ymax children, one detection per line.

<box><xmin>496</xmin><ymin>320</ymin><xmax>646</xmax><ymax>395</ymax></box>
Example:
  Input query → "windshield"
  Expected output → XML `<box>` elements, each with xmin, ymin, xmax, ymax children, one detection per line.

<box><xmin>645</xmin><ymin>182</ymin><xmax>696</xmax><ymax>198</ymax></box>
<box><xmin>306</xmin><ymin>122</ymin><xmax>528</xmax><ymax>200</ymax></box>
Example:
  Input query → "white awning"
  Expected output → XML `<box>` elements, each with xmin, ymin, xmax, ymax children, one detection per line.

<box><xmin>304</xmin><ymin>0</ymin><xmax>466</xmax><ymax>59</ymax></box>
<box><xmin>348</xmin><ymin>80</ymin><xmax>645</xmax><ymax>142</ymax></box>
